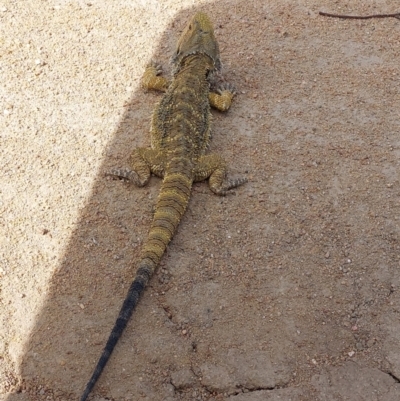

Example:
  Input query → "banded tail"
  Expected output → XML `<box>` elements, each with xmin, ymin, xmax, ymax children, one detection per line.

<box><xmin>80</xmin><ymin>172</ymin><xmax>192</xmax><ymax>401</ymax></box>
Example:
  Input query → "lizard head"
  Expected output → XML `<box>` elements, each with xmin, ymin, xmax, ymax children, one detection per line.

<box><xmin>172</xmin><ymin>12</ymin><xmax>221</xmax><ymax>72</ymax></box>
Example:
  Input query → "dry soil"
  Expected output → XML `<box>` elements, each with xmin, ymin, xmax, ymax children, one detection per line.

<box><xmin>1</xmin><ymin>1</ymin><xmax>400</xmax><ymax>401</ymax></box>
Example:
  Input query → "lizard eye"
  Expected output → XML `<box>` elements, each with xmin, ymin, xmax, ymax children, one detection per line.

<box><xmin>189</xmin><ymin>24</ymin><xmax>192</xmax><ymax>30</ymax></box>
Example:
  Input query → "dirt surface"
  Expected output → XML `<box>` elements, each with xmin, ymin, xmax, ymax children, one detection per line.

<box><xmin>1</xmin><ymin>0</ymin><xmax>400</xmax><ymax>400</ymax></box>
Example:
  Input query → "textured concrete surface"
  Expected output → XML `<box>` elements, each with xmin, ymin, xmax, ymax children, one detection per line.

<box><xmin>1</xmin><ymin>1</ymin><xmax>400</xmax><ymax>400</ymax></box>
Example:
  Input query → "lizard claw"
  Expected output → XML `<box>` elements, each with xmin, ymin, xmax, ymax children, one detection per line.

<box><xmin>217</xmin><ymin>82</ymin><xmax>236</xmax><ymax>96</ymax></box>
<box><xmin>147</xmin><ymin>60</ymin><xmax>163</xmax><ymax>75</ymax></box>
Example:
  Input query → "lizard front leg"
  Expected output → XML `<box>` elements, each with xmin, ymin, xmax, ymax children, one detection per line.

<box><xmin>107</xmin><ymin>148</ymin><xmax>165</xmax><ymax>186</ymax></box>
<box><xmin>209</xmin><ymin>83</ymin><xmax>236</xmax><ymax>112</ymax></box>
<box><xmin>194</xmin><ymin>154</ymin><xmax>247</xmax><ymax>195</ymax></box>
<box><xmin>141</xmin><ymin>61</ymin><xmax>170</xmax><ymax>92</ymax></box>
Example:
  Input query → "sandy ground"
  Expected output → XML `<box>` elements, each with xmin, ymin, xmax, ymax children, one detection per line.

<box><xmin>1</xmin><ymin>0</ymin><xmax>400</xmax><ymax>400</ymax></box>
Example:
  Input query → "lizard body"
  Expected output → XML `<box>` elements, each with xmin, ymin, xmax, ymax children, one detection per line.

<box><xmin>79</xmin><ymin>12</ymin><xmax>246</xmax><ymax>401</ymax></box>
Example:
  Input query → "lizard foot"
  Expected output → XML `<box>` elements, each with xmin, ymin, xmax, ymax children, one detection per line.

<box><xmin>106</xmin><ymin>168</ymin><xmax>148</xmax><ymax>187</ymax></box>
<box><xmin>209</xmin><ymin>83</ymin><xmax>236</xmax><ymax>111</ymax></box>
<box><xmin>212</xmin><ymin>176</ymin><xmax>248</xmax><ymax>195</ymax></box>
<box><xmin>142</xmin><ymin>61</ymin><xmax>168</xmax><ymax>91</ymax></box>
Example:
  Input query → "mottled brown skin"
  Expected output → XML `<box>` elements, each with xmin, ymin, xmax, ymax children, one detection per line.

<box><xmin>79</xmin><ymin>12</ymin><xmax>246</xmax><ymax>401</ymax></box>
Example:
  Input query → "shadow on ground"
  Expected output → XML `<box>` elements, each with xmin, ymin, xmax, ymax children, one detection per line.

<box><xmin>9</xmin><ymin>1</ymin><xmax>400</xmax><ymax>400</ymax></box>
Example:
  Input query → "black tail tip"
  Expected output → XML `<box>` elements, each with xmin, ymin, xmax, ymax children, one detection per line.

<box><xmin>79</xmin><ymin>387</ymin><xmax>90</xmax><ymax>401</ymax></box>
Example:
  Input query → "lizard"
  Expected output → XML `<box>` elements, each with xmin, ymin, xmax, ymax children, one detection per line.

<box><xmin>79</xmin><ymin>12</ymin><xmax>246</xmax><ymax>401</ymax></box>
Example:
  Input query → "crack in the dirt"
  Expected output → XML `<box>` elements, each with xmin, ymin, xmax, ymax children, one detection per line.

<box><xmin>234</xmin><ymin>385</ymin><xmax>277</xmax><ymax>394</ymax></box>
<box><xmin>242</xmin><ymin>386</ymin><xmax>276</xmax><ymax>391</ymax></box>
<box><xmin>168</xmin><ymin>364</ymin><xmax>292</xmax><ymax>398</ymax></box>
<box><xmin>384</xmin><ymin>370</ymin><xmax>400</xmax><ymax>383</ymax></box>
<box><xmin>169</xmin><ymin>378</ymin><xmax>178</xmax><ymax>391</ymax></box>
<box><xmin>161</xmin><ymin>305</ymin><xmax>174</xmax><ymax>322</ymax></box>
<box><xmin>198</xmin><ymin>384</ymin><xmax>278</xmax><ymax>397</ymax></box>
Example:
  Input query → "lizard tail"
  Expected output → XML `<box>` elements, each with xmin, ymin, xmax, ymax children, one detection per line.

<box><xmin>80</xmin><ymin>170</ymin><xmax>192</xmax><ymax>401</ymax></box>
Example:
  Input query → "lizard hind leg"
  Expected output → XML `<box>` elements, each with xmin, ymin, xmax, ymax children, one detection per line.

<box><xmin>194</xmin><ymin>154</ymin><xmax>247</xmax><ymax>196</ymax></box>
<box><xmin>107</xmin><ymin>148</ymin><xmax>165</xmax><ymax>187</ymax></box>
